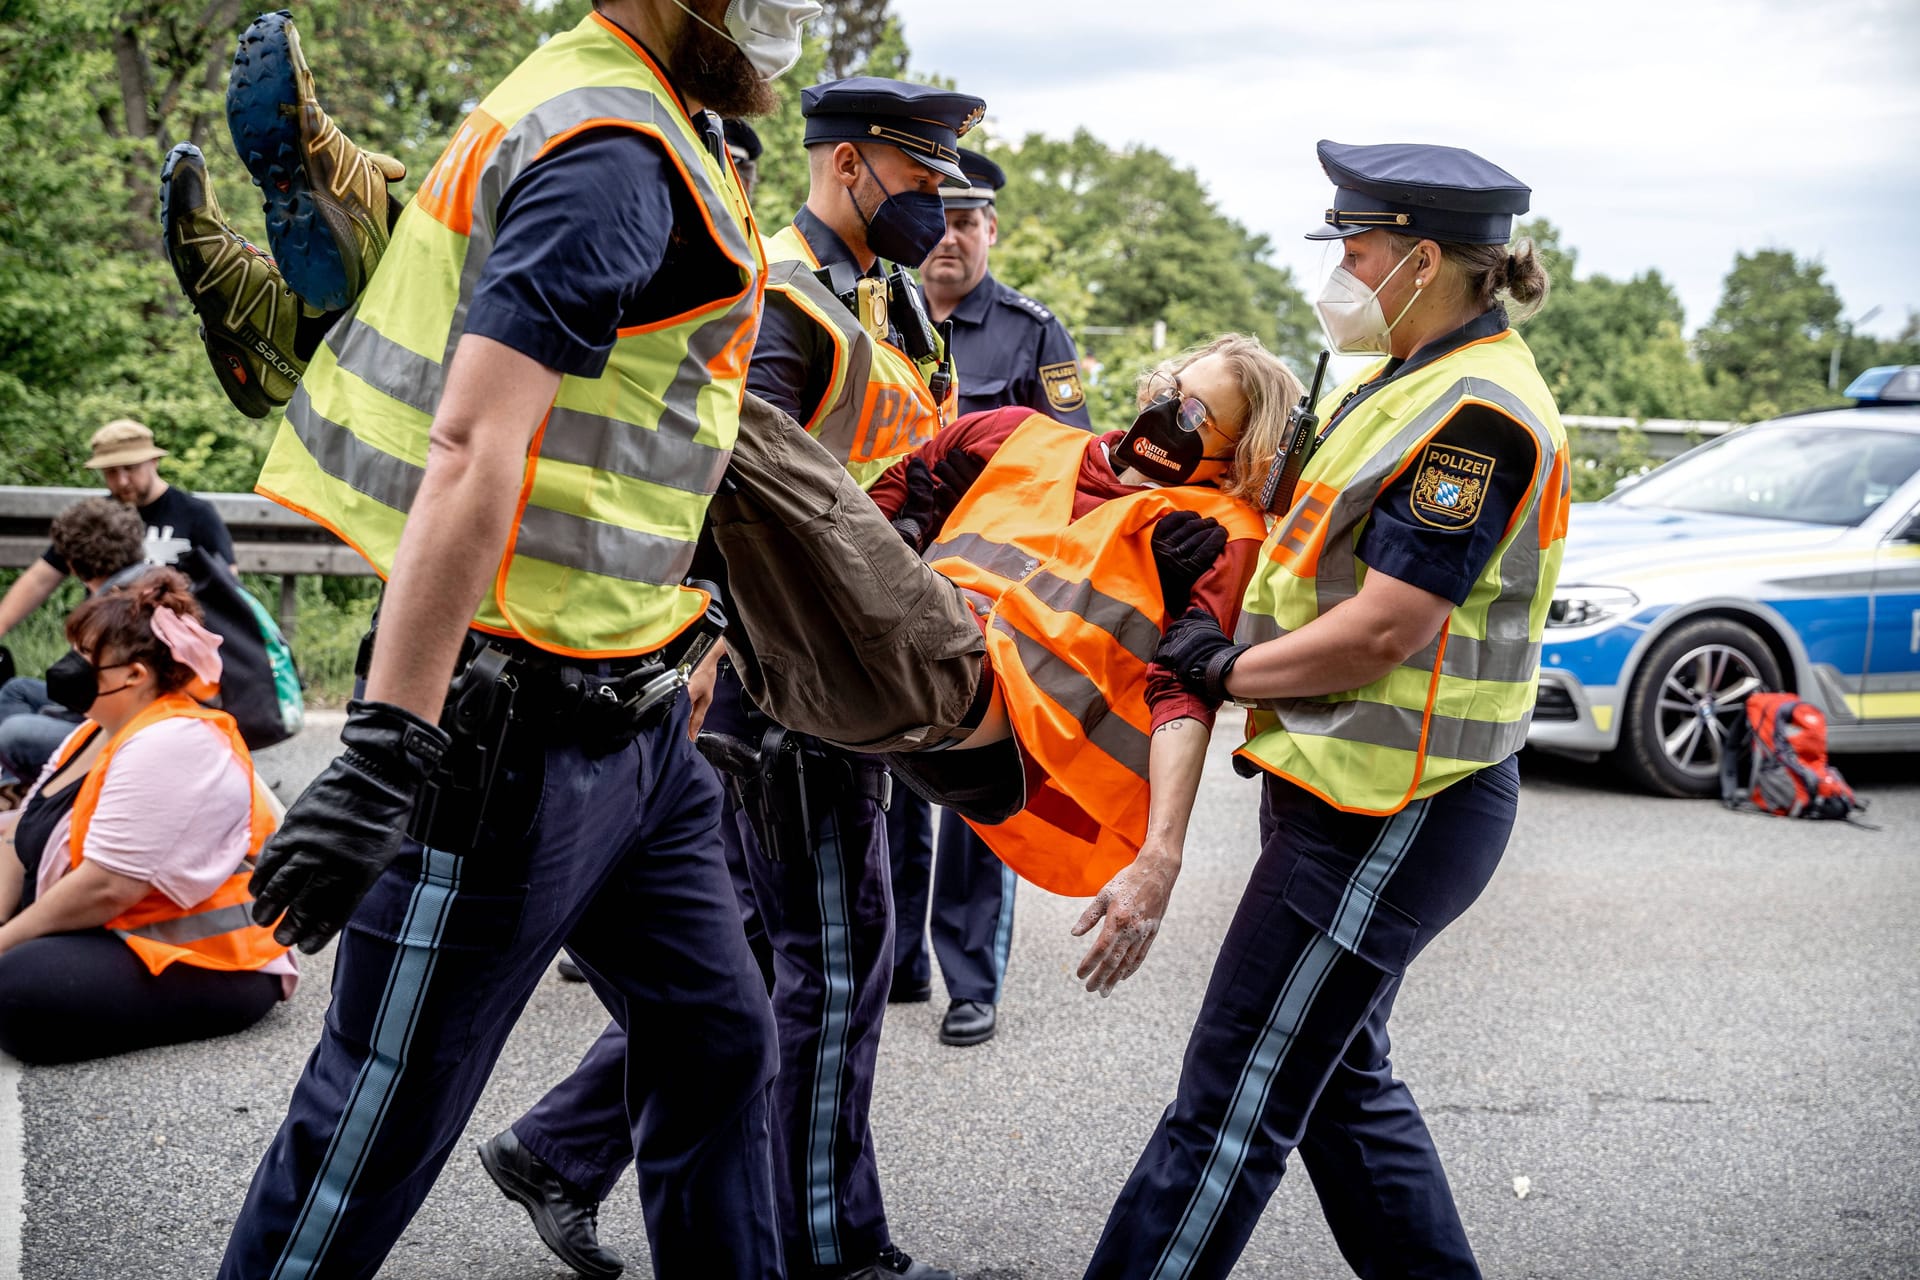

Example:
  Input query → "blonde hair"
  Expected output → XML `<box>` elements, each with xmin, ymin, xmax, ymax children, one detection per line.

<box><xmin>1137</xmin><ymin>333</ymin><xmax>1306</xmax><ymax>506</ymax></box>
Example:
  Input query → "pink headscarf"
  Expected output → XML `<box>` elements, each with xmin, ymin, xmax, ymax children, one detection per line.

<box><xmin>149</xmin><ymin>605</ymin><xmax>224</xmax><ymax>700</ymax></box>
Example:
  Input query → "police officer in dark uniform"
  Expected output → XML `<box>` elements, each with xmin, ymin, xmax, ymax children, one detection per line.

<box><xmin>487</xmin><ymin>79</ymin><xmax>980</xmax><ymax>1280</ymax></box>
<box><xmin>887</xmin><ymin>146</ymin><xmax>1093</xmax><ymax>1047</ymax></box>
<box><xmin>1083</xmin><ymin>140</ymin><xmax>1566</xmax><ymax>1278</ymax></box>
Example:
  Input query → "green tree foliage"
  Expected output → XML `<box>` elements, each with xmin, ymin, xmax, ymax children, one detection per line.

<box><xmin>1695</xmin><ymin>248</ymin><xmax>1844</xmax><ymax>421</ymax></box>
<box><xmin>1515</xmin><ymin>218</ymin><xmax>1716</xmax><ymax>423</ymax></box>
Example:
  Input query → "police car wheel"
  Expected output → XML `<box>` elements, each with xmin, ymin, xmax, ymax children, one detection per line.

<box><xmin>1617</xmin><ymin>616</ymin><xmax>1782</xmax><ymax>798</ymax></box>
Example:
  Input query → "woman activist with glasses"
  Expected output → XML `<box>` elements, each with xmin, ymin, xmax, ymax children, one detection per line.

<box><xmin>0</xmin><ymin>567</ymin><xmax>294</xmax><ymax>1063</ymax></box>
<box><xmin>1080</xmin><ymin>141</ymin><xmax>1570</xmax><ymax>1279</ymax></box>
<box><xmin>860</xmin><ymin>332</ymin><xmax>1302</xmax><ymax>997</ymax></box>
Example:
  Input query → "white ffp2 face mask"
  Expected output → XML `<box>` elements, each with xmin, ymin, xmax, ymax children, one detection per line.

<box><xmin>672</xmin><ymin>0</ymin><xmax>823</xmax><ymax>81</ymax></box>
<box><xmin>1315</xmin><ymin>248</ymin><xmax>1424</xmax><ymax>356</ymax></box>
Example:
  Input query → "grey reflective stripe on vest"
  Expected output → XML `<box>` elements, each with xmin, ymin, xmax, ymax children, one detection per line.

<box><xmin>1244</xmin><ymin>612</ymin><xmax>1541</xmax><ymax>684</ymax></box>
<box><xmin>285</xmin><ymin>386</ymin><xmax>426</xmax><ymax>515</ymax></box>
<box><xmin>992</xmin><ymin>616</ymin><xmax>1151</xmax><ymax>778</ymax></box>
<box><xmin>511</xmin><ymin>503</ymin><xmax>698</xmax><ymax>585</ymax></box>
<box><xmin>1254</xmin><ymin>696</ymin><xmax>1527</xmax><ymax>765</ymax></box>
<box><xmin>115</xmin><ymin>900</ymin><xmax>258</xmax><ymax>947</ymax></box>
<box><xmin>931</xmin><ymin>531</ymin><xmax>1162</xmax><ymax>664</ymax></box>
<box><xmin>766</xmin><ymin>260</ymin><xmax>874</xmax><ymax>463</ymax></box>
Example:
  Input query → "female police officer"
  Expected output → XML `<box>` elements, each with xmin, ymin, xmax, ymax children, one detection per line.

<box><xmin>1083</xmin><ymin>141</ymin><xmax>1570</xmax><ymax>1278</ymax></box>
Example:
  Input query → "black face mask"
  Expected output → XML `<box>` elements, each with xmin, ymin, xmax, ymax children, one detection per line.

<box><xmin>45</xmin><ymin>650</ymin><xmax>132</xmax><ymax>716</ymax></box>
<box><xmin>1115</xmin><ymin>396</ymin><xmax>1233</xmax><ymax>486</ymax></box>
<box><xmin>849</xmin><ymin>151</ymin><xmax>948</xmax><ymax>267</ymax></box>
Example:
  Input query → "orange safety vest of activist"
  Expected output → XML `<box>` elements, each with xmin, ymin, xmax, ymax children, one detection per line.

<box><xmin>54</xmin><ymin>692</ymin><xmax>287</xmax><ymax>977</ymax></box>
<box><xmin>925</xmin><ymin>415</ymin><xmax>1266</xmax><ymax>896</ymax></box>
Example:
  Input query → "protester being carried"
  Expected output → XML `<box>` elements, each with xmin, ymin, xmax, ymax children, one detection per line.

<box><xmin>708</xmin><ymin>334</ymin><xmax>1301</xmax><ymax>996</ymax></box>
<box><xmin>0</xmin><ymin>568</ymin><xmax>294</xmax><ymax>1065</ymax></box>
<box><xmin>0</xmin><ymin>498</ymin><xmax>149</xmax><ymax>790</ymax></box>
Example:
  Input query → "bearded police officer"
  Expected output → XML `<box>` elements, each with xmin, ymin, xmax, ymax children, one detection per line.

<box><xmin>1084</xmin><ymin>140</ymin><xmax>1567</xmax><ymax>1278</ymax></box>
<box><xmin>487</xmin><ymin>78</ymin><xmax>980</xmax><ymax>1280</ymax></box>
<box><xmin>888</xmin><ymin>146</ymin><xmax>1093</xmax><ymax>1047</ymax></box>
<box><xmin>211</xmin><ymin>2</ymin><xmax>815</xmax><ymax>1276</ymax></box>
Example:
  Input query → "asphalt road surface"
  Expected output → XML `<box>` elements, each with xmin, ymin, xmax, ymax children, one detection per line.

<box><xmin>7</xmin><ymin>716</ymin><xmax>1917</xmax><ymax>1279</ymax></box>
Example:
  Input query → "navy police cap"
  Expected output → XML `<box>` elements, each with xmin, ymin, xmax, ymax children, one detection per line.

<box><xmin>1307</xmin><ymin>140</ymin><xmax>1530</xmax><ymax>245</ymax></box>
<box><xmin>942</xmin><ymin>147</ymin><xmax>1005</xmax><ymax>209</ymax></box>
<box><xmin>723</xmin><ymin>118</ymin><xmax>762</xmax><ymax>164</ymax></box>
<box><xmin>801</xmin><ymin>77</ymin><xmax>986</xmax><ymax>185</ymax></box>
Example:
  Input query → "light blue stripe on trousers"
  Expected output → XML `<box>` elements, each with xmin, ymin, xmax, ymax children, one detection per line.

<box><xmin>989</xmin><ymin>860</ymin><xmax>1017</xmax><ymax>1002</ymax></box>
<box><xmin>270</xmin><ymin>846</ymin><xmax>463</xmax><ymax>1279</ymax></box>
<box><xmin>1150</xmin><ymin>799</ymin><xmax>1430</xmax><ymax>1279</ymax></box>
<box><xmin>806</xmin><ymin>808</ymin><xmax>855</xmax><ymax>1266</ymax></box>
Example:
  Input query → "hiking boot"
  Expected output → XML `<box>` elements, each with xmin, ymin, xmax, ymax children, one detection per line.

<box><xmin>226</xmin><ymin>9</ymin><xmax>406</xmax><ymax>310</ymax></box>
<box><xmin>161</xmin><ymin>142</ymin><xmax>307</xmax><ymax>420</ymax></box>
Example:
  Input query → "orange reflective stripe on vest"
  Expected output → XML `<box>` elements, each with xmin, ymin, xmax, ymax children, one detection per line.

<box><xmin>925</xmin><ymin>415</ymin><xmax>1266</xmax><ymax>895</ymax></box>
<box><xmin>65</xmin><ymin>693</ymin><xmax>286</xmax><ymax>977</ymax></box>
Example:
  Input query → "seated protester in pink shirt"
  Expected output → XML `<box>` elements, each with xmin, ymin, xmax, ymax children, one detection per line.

<box><xmin>0</xmin><ymin>568</ymin><xmax>295</xmax><ymax>1064</ymax></box>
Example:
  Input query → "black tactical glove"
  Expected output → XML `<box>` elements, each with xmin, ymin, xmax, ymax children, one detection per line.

<box><xmin>891</xmin><ymin>456</ymin><xmax>940</xmax><ymax>552</ymax></box>
<box><xmin>930</xmin><ymin>447</ymin><xmax>988</xmax><ymax>530</ymax></box>
<box><xmin>249</xmin><ymin>699</ymin><xmax>450</xmax><ymax>953</ymax></box>
<box><xmin>1151</xmin><ymin>510</ymin><xmax>1229</xmax><ymax>617</ymax></box>
<box><xmin>1155</xmin><ymin>605</ymin><xmax>1248</xmax><ymax>704</ymax></box>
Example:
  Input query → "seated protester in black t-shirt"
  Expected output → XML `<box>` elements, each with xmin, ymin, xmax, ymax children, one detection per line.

<box><xmin>0</xmin><ymin>499</ymin><xmax>150</xmax><ymax>791</ymax></box>
<box><xmin>0</xmin><ymin>419</ymin><xmax>236</xmax><ymax>658</ymax></box>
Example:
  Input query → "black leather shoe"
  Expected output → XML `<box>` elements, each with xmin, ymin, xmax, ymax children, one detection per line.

<box><xmin>556</xmin><ymin>957</ymin><xmax>587</xmax><ymax>982</ymax></box>
<box><xmin>477</xmin><ymin>1129</ymin><xmax>624</xmax><ymax>1279</ymax></box>
<box><xmin>843</xmin><ymin>1242</ymin><xmax>959</xmax><ymax>1279</ymax></box>
<box><xmin>887</xmin><ymin>967</ymin><xmax>932</xmax><ymax>1004</ymax></box>
<box><xmin>938</xmin><ymin>998</ymin><xmax>996</xmax><ymax>1047</ymax></box>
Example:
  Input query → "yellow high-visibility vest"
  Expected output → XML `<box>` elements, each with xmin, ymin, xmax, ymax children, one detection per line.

<box><xmin>1237</xmin><ymin>327</ymin><xmax>1571</xmax><ymax>812</ymax></box>
<box><xmin>761</xmin><ymin>223</ymin><xmax>953</xmax><ymax>490</ymax></box>
<box><xmin>256</xmin><ymin>13</ymin><xmax>764</xmax><ymax>658</ymax></box>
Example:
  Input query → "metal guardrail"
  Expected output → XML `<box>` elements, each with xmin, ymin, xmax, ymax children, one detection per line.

<box><xmin>0</xmin><ymin>485</ymin><xmax>373</xmax><ymax>637</ymax></box>
<box><xmin>1562</xmin><ymin>415</ymin><xmax>1735</xmax><ymax>462</ymax></box>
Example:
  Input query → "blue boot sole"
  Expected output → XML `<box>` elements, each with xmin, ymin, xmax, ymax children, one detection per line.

<box><xmin>226</xmin><ymin>9</ymin><xmax>351</xmax><ymax>310</ymax></box>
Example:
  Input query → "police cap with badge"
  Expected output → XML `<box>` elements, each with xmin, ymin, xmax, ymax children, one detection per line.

<box><xmin>942</xmin><ymin>147</ymin><xmax>1005</xmax><ymax>211</ymax></box>
<box><xmin>1306</xmin><ymin>139</ymin><xmax>1530</xmax><ymax>244</ymax></box>
<box><xmin>800</xmin><ymin>78</ymin><xmax>987</xmax><ymax>400</ymax></box>
<box><xmin>800</xmin><ymin>77</ymin><xmax>986</xmax><ymax>185</ymax></box>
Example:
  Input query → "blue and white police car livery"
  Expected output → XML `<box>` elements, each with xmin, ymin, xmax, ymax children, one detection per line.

<box><xmin>1529</xmin><ymin>367</ymin><xmax>1920</xmax><ymax>796</ymax></box>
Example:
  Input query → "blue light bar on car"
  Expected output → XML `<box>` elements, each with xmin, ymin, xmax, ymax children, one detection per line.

<box><xmin>1844</xmin><ymin>365</ymin><xmax>1920</xmax><ymax>403</ymax></box>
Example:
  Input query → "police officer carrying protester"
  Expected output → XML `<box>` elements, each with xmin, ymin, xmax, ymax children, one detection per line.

<box><xmin>486</xmin><ymin>79</ymin><xmax>981</xmax><ymax>1280</ymax></box>
<box><xmin>1082</xmin><ymin>141</ymin><xmax>1569</xmax><ymax>1278</ymax></box>
<box><xmin>888</xmin><ymin>146</ymin><xmax>1093</xmax><ymax>1046</ymax></box>
<box><xmin>203</xmin><ymin>1</ymin><xmax>816</xmax><ymax>1275</ymax></box>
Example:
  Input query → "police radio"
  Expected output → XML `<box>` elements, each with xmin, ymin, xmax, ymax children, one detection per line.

<box><xmin>1260</xmin><ymin>349</ymin><xmax>1331</xmax><ymax>516</ymax></box>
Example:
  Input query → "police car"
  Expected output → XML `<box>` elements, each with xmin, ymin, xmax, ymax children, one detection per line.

<box><xmin>1529</xmin><ymin>366</ymin><xmax>1920</xmax><ymax>796</ymax></box>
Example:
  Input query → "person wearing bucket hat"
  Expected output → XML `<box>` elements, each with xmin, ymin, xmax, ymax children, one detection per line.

<box><xmin>0</xmin><ymin>420</ymin><xmax>234</xmax><ymax>655</ymax></box>
<box><xmin>1083</xmin><ymin>140</ymin><xmax>1569</xmax><ymax>1277</ymax></box>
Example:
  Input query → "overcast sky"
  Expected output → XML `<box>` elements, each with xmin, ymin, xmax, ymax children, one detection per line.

<box><xmin>889</xmin><ymin>0</ymin><xmax>1920</xmax><ymax>343</ymax></box>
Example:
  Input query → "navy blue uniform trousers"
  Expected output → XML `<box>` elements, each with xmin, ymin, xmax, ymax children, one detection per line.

<box><xmin>888</xmin><ymin>794</ymin><xmax>1016</xmax><ymax>1004</ymax></box>
<box><xmin>515</xmin><ymin>669</ymin><xmax>898</xmax><ymax>1278</ymax></box>
<box><xmin>218</xmin><ymin>699</ymin><xmax>781</xmax><ymax>1280</ymax></box>
<box><xmin>1084</xmin><ymin>756</ymin><xmax>1520</xmax><ymax>1280</ymax></box>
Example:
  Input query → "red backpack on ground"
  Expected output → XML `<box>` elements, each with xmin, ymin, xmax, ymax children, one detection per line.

<box><xmin>1719</xmin><ymin>693</ymin><xmax>1868</xmax><ymax>822</ymax></box>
